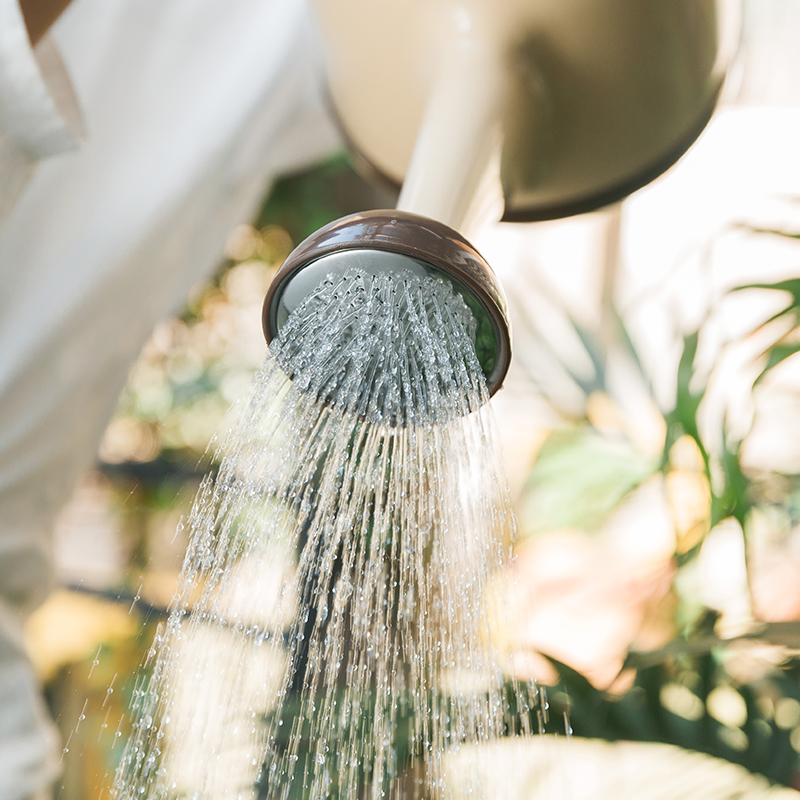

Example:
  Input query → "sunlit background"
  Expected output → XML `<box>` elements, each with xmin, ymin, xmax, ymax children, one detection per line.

<box><xmin>26</xmin><ymin>19</ymin><xmax>800</xmax><ymax>796</ymax></box>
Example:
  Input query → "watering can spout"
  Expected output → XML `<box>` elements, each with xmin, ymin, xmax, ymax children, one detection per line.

<box><xmin>261</xmin><ymin>0</ymin><xmax>738</xmax><ymax>408</ymax></box>
<box><xmin>262</xmin><ymin>210</ymin><xmax>511</xmax><ymax>401</ymax></box>
<box><xmin>315</xmin><ymin>0</ymin><xmax>737</xmax><ymax>225</ymax></box>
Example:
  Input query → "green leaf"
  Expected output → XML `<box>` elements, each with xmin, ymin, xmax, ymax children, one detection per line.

<box><xmin>735</xmin><ymin>225</ymin><xmax>800</xmax><ymax>243</ymax></box>
<box><xmin>754</xmin><ymin>342</ymin><xmax>800</xmax><ymax>386</ymax></box>
<box><xmin>730</xmin><ymin>278</ymin><xmax>800</xmax><ymax>330</ymax></box>
<box><xmin>570</xmin><ymin>318</ymin><xmax>607</xmax><ymax>393</ymax></box>
<box><xmin>519</xmin><ymin>427</ymin><xmax>655</xmax><ymax>535</ymax></box>
<box><xmin>667</xmin><ymin>331</ymin><xmax>708</xmax><ymax>461</ymax></box>
<box><xmin>609</xmin><ymin>306</ymin><xmax>654</xmax><ymax>393</ymax></box>
<box><xmin>538</xmin><ymin>655</ymin><xmax>611</xmax><ymax>738</ymax></box>
<box><xmin>709</xmin><ymin>426</ymin><xmax>750</xmax><ymax>529</ymax></box>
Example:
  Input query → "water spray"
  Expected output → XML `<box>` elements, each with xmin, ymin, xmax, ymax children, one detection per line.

<box><xmin>262</xmin><ymin>210</ymin><xmax>511</xmax><ymax>401</ymax></box>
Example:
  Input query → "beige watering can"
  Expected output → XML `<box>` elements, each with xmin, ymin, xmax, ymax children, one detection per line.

<box><xmin>264</xmin><ymin>0</ymin><xmax>739</xmax><ymax>400</ymax></box>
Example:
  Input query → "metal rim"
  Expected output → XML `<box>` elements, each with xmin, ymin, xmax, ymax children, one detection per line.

<box><xmin>262</xmin><ymin>210</ymin><xmax>511</xmax><ymax>397</ymax></box>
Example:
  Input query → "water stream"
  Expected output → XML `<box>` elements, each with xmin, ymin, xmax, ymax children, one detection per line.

<box><xmin>114</xmin><ymin>269</ymin><xmax>532</xmax><ymax>800</ymax></box>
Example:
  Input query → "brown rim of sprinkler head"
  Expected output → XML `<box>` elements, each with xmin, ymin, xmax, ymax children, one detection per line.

<box><xmin>262</xmin><ymin>210</ymin><xmax>511</xmax><ymax>398</ymax></box>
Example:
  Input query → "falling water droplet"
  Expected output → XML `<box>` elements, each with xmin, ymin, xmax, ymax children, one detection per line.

<box><xmin>113</xmin><ymin>269</ymin><xmax>525</xmax><ymax>800</ymax></box>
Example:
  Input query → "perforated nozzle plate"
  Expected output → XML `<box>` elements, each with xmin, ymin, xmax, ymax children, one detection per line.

<box><xmin>262</xmin><ymin>211</ymin><xmax>511</xmax><ymax>397</ymax></box>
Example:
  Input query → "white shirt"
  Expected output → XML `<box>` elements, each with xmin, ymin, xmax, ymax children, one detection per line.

<box><xmin>0</xmin><ymin>1</ymin><xmax>338</xmax><ymax>798</ymax></box>
<box><xmin>0</xmin><ymin>0</ymin><xmax>82</xmax><ymax>226</ymax></box>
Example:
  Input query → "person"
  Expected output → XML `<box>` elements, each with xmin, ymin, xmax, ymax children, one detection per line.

<box><xmin>0</xmin><ymin>1</ymin><xmax>338</xmax><ymax>797</ymax></box>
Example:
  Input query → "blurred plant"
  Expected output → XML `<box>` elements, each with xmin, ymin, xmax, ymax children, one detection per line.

<box><xmin>539</xmin><ymin>649</ymin><xmax>800</xmax><ymax>787</ymax></box>
<box><xmin>39</xmin><ymin>604</ymin><xmax>160</xmax><ymax>800</ymax></box>
<box><xmin>98</xmin><ymin>236</ymin><xmax>286</xmax><ymax>465</ymax></box>
<box><xmin>508</xmin><ymin>215</ymin><xmax>800</xmax><ymax>786</ymax></box>
<box><xmin>98</xmin><ymin>153</ymin><xmax>396</xmax><ymax>473</ymax></box>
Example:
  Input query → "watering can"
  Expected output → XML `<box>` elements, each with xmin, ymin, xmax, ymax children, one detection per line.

<box><xmin>264</xmin><ymin>0</ymin><xmax>739</xmax><ymax>400</ymax></box>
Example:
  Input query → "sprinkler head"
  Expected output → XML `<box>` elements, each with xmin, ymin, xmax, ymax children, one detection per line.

<box><xmin>262</xmin><ymin>210</ymin><xmax>511</xmax><ymax>398</ymax></box>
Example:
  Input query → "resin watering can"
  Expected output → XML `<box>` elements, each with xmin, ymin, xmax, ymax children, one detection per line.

<box><xmin>264</xmin><ymin>0</ymin><xmax>739</xmax><ymax>400</ymax></box>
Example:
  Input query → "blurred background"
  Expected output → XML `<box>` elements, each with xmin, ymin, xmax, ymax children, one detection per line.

<box><xmin>16</xmin><ymin>2</ymin><xmax>800</xmax><ymax>798</ymax></box>
<box><xmin>33</xmin><ymin>142</ymin><xmax>800</xmax><ymax>796</ymax></box>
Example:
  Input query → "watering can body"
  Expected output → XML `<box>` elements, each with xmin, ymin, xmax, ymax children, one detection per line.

<box><xmin>263</xmin><ymin>0</ymin><xmax>737</xmax><ymax>401</ymax></box>
<box><xmin>313</xmin><ymin>0</ymin><xmax>736</xmax><ymax>223</ymax></box>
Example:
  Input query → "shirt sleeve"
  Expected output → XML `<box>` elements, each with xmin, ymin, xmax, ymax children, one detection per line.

<box><xmin>0</xmin><ymin>0</ymin><xmax>83</xmax><ymax>225</ymax></box>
